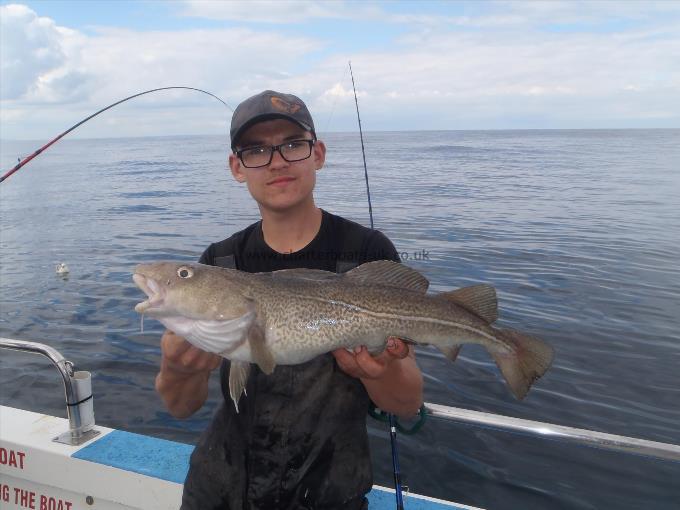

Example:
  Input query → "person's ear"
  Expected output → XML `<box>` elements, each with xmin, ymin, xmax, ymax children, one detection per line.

<box><xmin>313</xmin><ymin>139</ymin><xmax>326</xmax><ymax>170</ymax></box>
<box><xmin>229</xmin><ymin>153</ymin><xmax>246</xmax><ymax>182</ymax></box>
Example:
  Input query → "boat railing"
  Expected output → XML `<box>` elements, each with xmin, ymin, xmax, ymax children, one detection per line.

<box><xmin>0</xmin><ymin>337</ymin><xmax>100</xmax><ymax>445</ymax></box>
<box><xmin>2</xmin><ymin>336</ymin><xmax>679</xmax><ymax>461</ymax></box>
<box><xmin>424</xmin><ymin>402</ymin><xmax>680</xmax><ymax>463</ymax></box>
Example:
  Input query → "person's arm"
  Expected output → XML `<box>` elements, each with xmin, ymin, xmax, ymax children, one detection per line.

<box><xmin>333</xmin><ymin>338</ymin><xmax>423</xmax><ymax>418</ymax></box>
<box><xmin>155</xmin><ymin>330</ymin><xmax>222</xmax><ymax>418</ymax></box>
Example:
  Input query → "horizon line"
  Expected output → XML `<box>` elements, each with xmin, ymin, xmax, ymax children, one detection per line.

<box><xmin>2</xmin><ymin>126</ymin><xmax>679</xmax><ymax>144</ymax></box>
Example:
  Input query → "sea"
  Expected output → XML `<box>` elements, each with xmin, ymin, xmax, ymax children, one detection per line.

<box><xmin>1</xmin><ymin>129</ymin><xmax>679</xmax><ymax>510</ymax></box>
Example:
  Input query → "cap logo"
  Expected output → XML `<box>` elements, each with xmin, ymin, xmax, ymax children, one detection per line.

<box><xmin>271</xmin><ymin>96</ymin><xmax>301</xmax><ymax>114</ymax></box>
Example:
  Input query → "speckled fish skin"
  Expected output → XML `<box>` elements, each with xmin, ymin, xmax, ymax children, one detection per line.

<box><xmin>133</xmin><ymin>260</ymin><xmax>554</xmax><ymax>401</ymax></box>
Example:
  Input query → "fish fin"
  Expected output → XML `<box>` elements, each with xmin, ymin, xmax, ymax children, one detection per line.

<box><xmin>488</xmin><ymin>328</ymin><xmax>554</xmax><ymax>400</ymax></box>
<box><xmin>436</xmin><ymin>345</ymin><xmax>462</xmax><ymax>362</ymax></box>
<box><xmin>186</xmin><ymin>310</ymin><xmax>254</xmax><ymax>354</ymax></box>
<box><xmin>345</xmin><ymin>260</ymin><xmax>429</xmax><ymax>293</ymax></box>
<box><xmin>438</xmin><ymin>284</ymin><xmax>498</xmax><ymax>324</ymax></box>
<box><xmin>248</xmin><ymin>323</ymin><xmax>276</xmax><ymax>375</ymax></box>
<box><xmin>228</xmin><ymin>361</ymin><xmax>250</xmax><ymax>413</ymax></box>
<box><xmin>271</xmin><ymin>268</ymin><xmax>339</xmax><ymax>281</ymax></box>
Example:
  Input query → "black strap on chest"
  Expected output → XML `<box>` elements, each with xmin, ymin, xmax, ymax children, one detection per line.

<box><xmin>211</xmin><ymin>222</ymin><xmax>258</xmax><ymax>270</ymax></box>
<box><xmin>214</xmin><ymin>254</ymin><xmax>236</xmax><ymax>269</ymax></box>
<box><xmin>333</xmin><ymin>222</ymin><xmax>369</xmax><ymax>274</ymax></box>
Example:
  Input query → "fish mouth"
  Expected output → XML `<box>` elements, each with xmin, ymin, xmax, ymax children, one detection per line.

<box><xmin>132</xmin><ymin>273</ymin><xmax>165</xmax><ymax>314</ymax></box>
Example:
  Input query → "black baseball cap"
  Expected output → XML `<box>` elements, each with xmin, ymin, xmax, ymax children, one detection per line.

<box><xmin>230</xmin><ymin>90</ymin><xmax>316</xmax><ymax>150</ymax></box>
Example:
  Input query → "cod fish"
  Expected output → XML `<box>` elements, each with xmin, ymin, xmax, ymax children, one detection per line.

<box><xmin>133</xmin><ymin>260</ymin><xmax>554</xmax><ymax>410</ymax></box>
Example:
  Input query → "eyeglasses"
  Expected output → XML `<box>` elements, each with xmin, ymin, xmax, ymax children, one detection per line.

<box><xmin>235</xmin><ymin>139</ymin><xmax>316</xmax><ymax>168</ymax></box>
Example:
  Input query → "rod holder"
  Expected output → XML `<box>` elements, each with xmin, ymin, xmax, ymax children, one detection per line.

<box><xmin>0</xmin><ymin>337</ymin><xmax>100</xmax><ymax>446</ymax></box>
<box><xmin>71</xmin><ymin>371</ymin><xmax>95</xmax><ymax>432</ymax></box>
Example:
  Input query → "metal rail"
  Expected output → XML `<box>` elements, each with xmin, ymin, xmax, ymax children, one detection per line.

<box><xmin>0</xmin><ymin>337</ymin><xmax>99</xmax><ymax>445</ymax></box>
<box><xmin>2</xmin><ymin>337</ymin><xmax>678</xmax><ymax>459</ymax></box>
<box><xmin>425</xmin><ymin>402</ymin><xmax>680</xmax><ymax>463</ymax></box>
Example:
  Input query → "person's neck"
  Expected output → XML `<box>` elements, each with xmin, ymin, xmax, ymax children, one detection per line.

<box><xmin>260</xmin><ymin>201</ymin><xmax>323</xmax><ymax>254</ymax></box>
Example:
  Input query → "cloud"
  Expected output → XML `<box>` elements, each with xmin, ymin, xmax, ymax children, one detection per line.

<box><xmin>321</xmin><ymin>83</ymin><xmax>365</xmax><ymax>100</ymax></box>
<box><xmin>74</xmin><ymin>26</ymin><xmax>320</xmax><ymax>106</ymax></box>
<box><xmin>179</xmin><ymin>0</ymin><xmax>381</xmax><ymax>23</ymax></box>
<box><xmin>0</xmin><ymin>5</ymin><xmax>323</xmax><ymax>138</ymax></box>
<box><xmin>495</xmin><ymin>0</ymin><xmax>680</xmax><ymax>23</ymax></box>
<box><xmin>179</xmin><ymin>0</ymin><xmax>528</xmax><ymax>28</ymax></box>
<box><xmin>300</xmin><ymin>18</ymin><xmax>680</xmax><ymax>130</ymax></box>
<box><xmin>1</xmin><ymin>1</ymin><xmax>678</xmax><ymax>139</ymax></box>
<box><xmin>179</xmin><ymin>0</ymin><xmax>680</xmax><ymax>29</ymax></box>
<box><xmin>0</xmin><ymin>4</ymin><xmax>70</xmax><ymax>100</ymax></box>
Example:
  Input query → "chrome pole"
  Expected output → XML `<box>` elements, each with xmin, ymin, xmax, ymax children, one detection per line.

<box><xmin>425</xmin><ymin>402</ymin><xmax>680</xmax><ymax>463</ymax></box>
<box><xmin>0</xmin><ymin>337</ymin><xmax>99</xmax><ymax>445</ymax></box>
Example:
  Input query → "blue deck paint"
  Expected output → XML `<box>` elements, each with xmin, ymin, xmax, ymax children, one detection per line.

<box><xmin>368</xmin><ymin>489</ymin><xmax>468</xmax><ymax>509</ymax></box>
<box><xmin>72</xmin><ymin>429</ymin><xmax>193</xmax><ymax>484</ymax></box>
<box><xmin>72</xmin><ymin>431</ymin><xmax>466</xmax><ymax>508</ymax></box>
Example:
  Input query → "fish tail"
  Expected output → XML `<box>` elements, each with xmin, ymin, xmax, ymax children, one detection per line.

<box><xmin>488</xmin><ymin>328</ymin><xmax>554</xmax><ymax>399</ymax></box>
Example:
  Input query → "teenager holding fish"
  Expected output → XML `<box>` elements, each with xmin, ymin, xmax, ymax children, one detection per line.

<box><xmin>154</xmin><ymin>91</ymin><xmax>424</xmax><ymax>510</ymax></box>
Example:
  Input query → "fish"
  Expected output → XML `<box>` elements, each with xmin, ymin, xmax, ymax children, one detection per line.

<box><xmin>133</xmin><ymin>260</ymin><xmax>554</xmax><ymax>410</ymax></box>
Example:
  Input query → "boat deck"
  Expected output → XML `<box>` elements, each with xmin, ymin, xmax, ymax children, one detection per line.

<box><xmin>0</xmin><ymin>405</ymin><xmax>480</xmax><ymax>510</ymax></box>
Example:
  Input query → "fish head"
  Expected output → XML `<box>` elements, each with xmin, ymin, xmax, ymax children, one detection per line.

<box><xmin>133</xmin><ymin>261</ymin><xmax>251</xmax><ymax>321</ymax></box>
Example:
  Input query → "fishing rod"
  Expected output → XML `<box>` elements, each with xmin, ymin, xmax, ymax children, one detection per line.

<box><xmin>349</xmin><ymin>62</ymin><xmax>375</xmax><ymax>230</ymax></box>
<box><xmin>349</xmin><ymin>61</ymin><xmax>404</xmax><ymax>510</ymax></box>
<box><xmin>0</xmin><ymin>86</ymin><xmax>233</xmax><ymax>184</ymax></box>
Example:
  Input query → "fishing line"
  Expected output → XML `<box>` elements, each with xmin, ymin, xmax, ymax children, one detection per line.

<box><xmin>349</xmin><ymin>61</ymin><xmax>374</xmax><ymax>230</ymax></box>
<box><xmin>349</xmin><ymin>61</ymin><xmax>404</xmax><ymax>510</ymax></box>
<box><xmin>322</xmin><ymin>64</ymin><xmax>350</xmax><ymax>134</ymax></box>
<box><xmin>1</xmin><ymin>86</ymin><xmax>234</xmax><ymax>184</ymax></box>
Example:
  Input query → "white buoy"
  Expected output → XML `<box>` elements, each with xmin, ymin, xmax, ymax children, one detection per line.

<box><xmin>56</xmin><ymin>263</ymin><xmax>70</xmax><ymax>275</ymax></box>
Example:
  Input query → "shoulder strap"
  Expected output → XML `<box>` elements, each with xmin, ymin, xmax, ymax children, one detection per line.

<box><xmin>214</xmin><ymin>254</ymin><xmax>236</xmax><ymax>269</ymax></box>
<box><xmin>212</xmin><ymin>222</ymin><xmax>259</xmax><ymax>270</ymax></box>
<box><xmin>335</xmin><ymin>222</ymin><xmax>372</xmax><ymax>274</ymax></box>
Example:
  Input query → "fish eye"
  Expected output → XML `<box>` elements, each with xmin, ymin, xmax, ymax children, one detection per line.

<box><xmin>177</xmin><ymin>266</ymin><xmax>194</xmax><ymax>279</ymax></box>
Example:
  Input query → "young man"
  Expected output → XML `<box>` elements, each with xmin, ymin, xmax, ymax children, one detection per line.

<box><xmin>155</xmin><ymin>90</ymin><xmax>423</xmax><ymax>509</ymax></box>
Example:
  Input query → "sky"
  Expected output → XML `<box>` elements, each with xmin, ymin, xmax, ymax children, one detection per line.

<box><xmin>1</xmin><ymin>0</ymin><xmax>679</xmax><ymax>140</ymax></box>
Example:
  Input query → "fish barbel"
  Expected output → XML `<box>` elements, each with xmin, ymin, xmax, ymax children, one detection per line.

<box><xmin>133</xmin><ymin>260</ymin><xmax>554</xmax><ymax>410</ymax></box>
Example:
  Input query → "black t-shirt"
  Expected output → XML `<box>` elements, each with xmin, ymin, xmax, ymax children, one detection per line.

<box><xmin>182</xmin><ymin>210</ymin><xmax>399</xmax><ymax>510</ymax></box>
<box><xmin>198</xmin><ymin>208</ymin><xmax>398</xmax><ymax>273</ymax></box>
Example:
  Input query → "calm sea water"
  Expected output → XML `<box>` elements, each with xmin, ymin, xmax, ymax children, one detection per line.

<box><xmin>1</xmin><ymin>129</ymin><xmax>679</xmax><ymax>509</ymax></box>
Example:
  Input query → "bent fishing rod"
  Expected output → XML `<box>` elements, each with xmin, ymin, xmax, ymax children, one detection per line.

<box><xmin>0</xmin><ymin>86</ymin><xmax>233</xmax><ymax>184</ymax></box>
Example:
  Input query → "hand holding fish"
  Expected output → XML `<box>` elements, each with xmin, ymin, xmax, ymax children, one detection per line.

<box><xmin>334</xmin><ymin>338</ymin><xmax>423</xmax><ymax>417</ymax></box>
<box><xmin>160</xmin><ymin>329</ymin><xmax>222</xmax><ymax>375</ymax></box>
<box><xmin>156</xmin><ymin>330</ymin><xmax>222</xmax><ymax>418</ymax></box>
<box><xmin>332</xmin><ymin>337</ymin><xmax>410</xmax><ymax>380</ymax></box>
